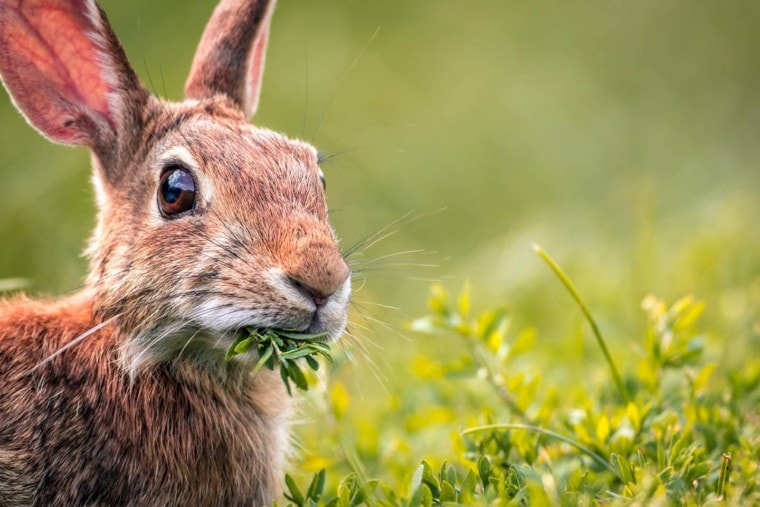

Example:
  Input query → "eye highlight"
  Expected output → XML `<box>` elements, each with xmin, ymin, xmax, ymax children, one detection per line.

<box><xmin>318</xmin><ymin>167</ymin><xmax>326</xmax><ymax>190</ymax></box>
<box><xmin>158</xmin><ymin>166</ymin><xmax>196</xmax><ymax>217</ymax></box>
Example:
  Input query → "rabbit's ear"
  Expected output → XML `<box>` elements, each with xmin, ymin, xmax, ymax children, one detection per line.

<box><xmin>0</xmin><ymin>0</ymin><xmax>147</xmax><ymax>156</ymax></box>
<box><xmin>185</xmin><ymin>0</ymin><xmax>276</xmax><ymax>119</ymax></box>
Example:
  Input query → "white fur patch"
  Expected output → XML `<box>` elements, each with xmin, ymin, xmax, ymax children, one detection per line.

<box><xmin>264</xmin><ymin>267</ymin><xmax>313</xmax><ymax>313</ymax></box>
<box><xmin>161</xmin><ymin>145</ymin><xmax>200</xmax><ymax>171</ymax></box>
<box><xmin>190</xmin><ymin>299</ymin><xmax>283</xmax><ymax>333</ymax></box>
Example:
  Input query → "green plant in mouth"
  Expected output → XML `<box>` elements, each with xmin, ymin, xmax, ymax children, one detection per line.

<box><xmin>226</xmin><ymin>328</ymin><xmax>333</xmax><ymax>395</ymax></box>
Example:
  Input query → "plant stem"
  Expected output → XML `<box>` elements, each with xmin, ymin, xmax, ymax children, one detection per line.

<box><xmin>461</xmin><ymin>423</ymin><xmax>621</xmax><ymax>479</ymax></box>
<box><xmin>717</xmin><ymin>452</ymin><xmax>731</xmax><ymax>499</ymax></box>
<box><xmin>533</xmin><ymin>245</ymin><xmax>631</xmax><ymax>404</ymax></box>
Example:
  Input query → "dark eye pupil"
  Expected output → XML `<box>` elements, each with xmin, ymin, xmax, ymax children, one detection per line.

<box><xmin>159</xmin><ymin>167</ymin><xmax>196</xmax><ymax>216</ymax></box>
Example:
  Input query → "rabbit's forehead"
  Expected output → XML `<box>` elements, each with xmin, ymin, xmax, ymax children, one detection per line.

<box><xmin>156</xmin><ymin>120</ymin><xmax>318</xmax><ymax>173</ymax></box>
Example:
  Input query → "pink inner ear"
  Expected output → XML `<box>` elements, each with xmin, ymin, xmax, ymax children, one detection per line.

<box><xmin>0</xmin><ymin>0</ymin><xmax>115</xmax><ymax>144</ymax></box>
<box><xmin>244</xmin><ymin>21</ymin><xmax>269</xmax><ymax>118</ymax></box>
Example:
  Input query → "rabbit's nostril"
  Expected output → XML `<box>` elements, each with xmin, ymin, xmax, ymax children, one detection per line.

<box><xmin>289</xmin><ymin>277</ymin><xmax>330</xmax><ymax>307</ymax></box>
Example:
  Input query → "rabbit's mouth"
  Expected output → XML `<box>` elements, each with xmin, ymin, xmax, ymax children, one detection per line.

<box><xmin>202</xmin><ymin>270</ymin><xmax>352</xmax><ymax>344</ymax></box>
<box><xmin>119</xmin><ymin>273</ymin><xmax>351</xmax><ymax>374</ymax></box>
<box><xmin>199</xmin><ymin>292</ymin><xmax>349</xmax><ymax>345</ymax></box>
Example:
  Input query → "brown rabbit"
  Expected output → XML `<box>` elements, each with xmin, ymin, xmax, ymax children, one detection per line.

<box><xmin>0</xmin><ymin>0</ymin><xmax>351</xmax><ymax>504</ymax></box>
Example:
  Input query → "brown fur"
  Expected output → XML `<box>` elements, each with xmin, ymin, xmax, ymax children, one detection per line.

<box><xmin>0</xmin><ymin>0</ymin><xmax>350</xmax><ymax>504</ymax></box>
<box><xmin>0</xmin><ymin>292</ymin><xmax>287</xmax><ymax>505</ymax></box>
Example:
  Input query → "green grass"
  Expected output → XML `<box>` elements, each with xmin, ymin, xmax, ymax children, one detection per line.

<box><xmin>280</xmin><ymin>248</ymin><xmax>759</xmax><ymax>505</ymax></box>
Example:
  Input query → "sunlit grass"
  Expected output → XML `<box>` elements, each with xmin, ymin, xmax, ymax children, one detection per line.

<box><xmin>283</xmin><ymin>250</ymin><xmax>759</xmax><ymax>505</ymax></box>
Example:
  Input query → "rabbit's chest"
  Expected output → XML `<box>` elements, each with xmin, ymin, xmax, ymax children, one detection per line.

<box><xmin>123</xmin><ymin>368</ymin><xmax>288</xmax><ymax>504</ymax></box>
<box><xmin>32</xmin><ymin>362</ymin><xmax>289</xmax><ymax>505</ymax></box>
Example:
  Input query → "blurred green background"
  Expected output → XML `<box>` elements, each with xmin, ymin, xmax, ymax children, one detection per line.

<box><xmin>1</xmin><ymin>1</ymin><xmax>758</xmax><ymax>383</ymax></box>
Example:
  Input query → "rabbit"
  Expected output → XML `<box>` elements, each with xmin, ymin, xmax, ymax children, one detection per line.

<box><xmin>0</xmin><ymin>0</ymin><xmax>352</xmax><ymax>504</ymax></box>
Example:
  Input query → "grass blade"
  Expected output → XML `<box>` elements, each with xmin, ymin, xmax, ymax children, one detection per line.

<box><xmin>533</xmin><ymin>244</ymin><xmax>631</xmax><ymax>404</ymax></box>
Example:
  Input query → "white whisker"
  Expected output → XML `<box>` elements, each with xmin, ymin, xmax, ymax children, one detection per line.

<box><xmin>176</xmin><ymin>328</ymin><xmax>204</xmax><ymax>361</ymax></box>
<box><xmin>24</xmin><ymin>315</ymin><xmax>121</xmax><ymax>376</ymax></box>
<box><xmin>350</xmin><ymin>299</ymin><xmax>400</xmax><ymax>311</ymax></box>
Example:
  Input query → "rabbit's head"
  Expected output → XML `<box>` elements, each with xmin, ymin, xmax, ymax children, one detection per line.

<box><xmin>0</xmin><ymin>0</ymin><xmax>350</xmax><ymax>373</ymax></box>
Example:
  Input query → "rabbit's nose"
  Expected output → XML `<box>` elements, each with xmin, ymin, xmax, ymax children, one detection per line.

<box><xmin>288</xmin><ymin>277</ymin><xmax>330</xmax><ymax>307</ymax></box>
<box><xmin>283</xmin><ymin>250</ymin><xmax>350</xmax><ymax>306</ymax></box>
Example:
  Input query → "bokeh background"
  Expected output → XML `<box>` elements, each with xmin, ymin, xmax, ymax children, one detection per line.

<box><xmin>1</xmin><ymin>0</ymin><xmax>758</xmax><ymax>456</ymax></box>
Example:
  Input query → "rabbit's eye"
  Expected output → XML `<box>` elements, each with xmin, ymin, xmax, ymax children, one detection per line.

<box><xmin>158</xmin><ymin>166</ymin><xmax>196</xmax><ymax>216</ymax></box>
<box><xmin>318</xmin><ymin>168</ymin><xmax>326</xmax><ymax>190</ymax></box>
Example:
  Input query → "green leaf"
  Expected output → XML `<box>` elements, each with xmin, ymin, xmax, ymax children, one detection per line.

<box><xmin>281</xmin><ymin>347</ymin><xmax>318</xmax><ymax>360</ymax></box>
<box><xmin>277</xmin><ymin>330</ymin><xmax>330</xmax><ymax>341</ymax></box>
<box><xmin>285</xmin><ymin>474</ymin><xmax>305</xmax><ymax>506</ymax></box>
<box><xmin>225</xmin><ymin>332</ymin><xmax>251</xmax><ymax>360</ymax></box>
<box><xmin>287</xmin><ymin>361</ymin><xmax>309</xmax><ymax>391</ymax></box>
<box><xmin>250</xmin><ymin>345</ymin><xmax>274</xmax><ymax>376</ymax></box>
<box><xmin>440</xmin><ymin>481</ymin><xmax>457</xmax><ymax>502</ymax></box>
<box><xmin>305</xmin><ymin>354</ymin><xmax>320</xmax><ymax>371</ymax></box>
<box><xmin>656</xmin><ymin>439</ymin><xmax>667</xmax><ymax>470</ymax></box>
<box><xmin>477</xmin><ymin>456</ymin><xmax>492</xmax><ymax>489</ymax></box>
<box><xmin>611</xmin><ymin>453</ymin><xmax>635</xmax><ymax>485</ymax></box>
<box><xmin>446</xmin><ymin>465</ymin><xmax>457</xmax><ymax>489</ymax></box>
<box><xmin>460</xmin><ymin>470</ymin><xmax>478</xmax><ymax>502</ymax></box>
<box><xmin>408</xmin><ymin>485</ymin><xmax>424</xmax><ymax>507</ymax></box>
<box><xmin>337</xmin><ymin>478</ymin><xmax>351</xmax><ymax>507</ymax></box>
<box><xmin>306</xmin><ymin>469</ymin><xmax>326</xmax><ymax>502</ymax></box>
<box><xmin>350</xmin><ymin>480</ymin><xmax>379</xmax><ymax>506</ymax></box>
<box><xmin>420</xmin><ymin>484</ymin><xmax>433</xmax><ymax>507</ymax></box>
<box><xmin>234</xmin><ymin>336</ymin><xmax>255</xmax><ymax>354</ymax></box>
<box><xmin>692</xmin><ymin>362</ymin><xmax>716</xmax><ymax>393</ymax></box>
<box><xmin>280</xmin><ymin>365</ymin><xmax>292</xmax><ymax>396</ymax></box>
<box><xmin>410</xmin><ymin>463</ymin><xmax>424</xmax><ymax>494</ymax></box>
<box><xmin>420</xmin><ymin>460</ymin><xmax>440</xmax><ymax>498</ymax></box>
<box><xmin>477</xmin><ymin>307</ymin><xmax>508</xmax><ymax>341</ymax></box>
<box><xmin>408</xmin><ymin>483</ymin><xmax>433</xmax><ymax>507</ymax></box>
<box><xmin>308</xmin><ymin>342</ymin><xmax>334</xmax><ymax>358</ymax></box>
<box><xmin>509</xmin><ymin>327</ymin><xmax>536</xmax><ymax>358</ymax></box>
